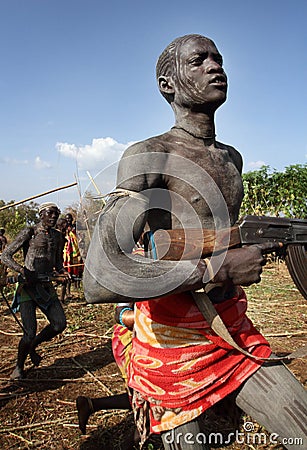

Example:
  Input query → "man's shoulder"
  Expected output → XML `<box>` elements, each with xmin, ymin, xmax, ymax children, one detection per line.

<box><xmin>216</xmin><ymin>140</ymin><xmax>240</xmax><ymax>153</ymax></box>
<box><xmin>117</xmin><ymin>132</ymin><xmax>172</xmax><ymax>190</ymax></box>
<box><xmin>20</xmin><ymin>226</ymin><xmax>35</xmax><ymax>238</ymax></box>
<box><xmin>216</xmin><ymin>141</ymin><xmax>243</xmax><ymax>172</ymax></box>
<box><xmin>122</xmin><ymin>132</ymin><xmax>170</xmax><ymax>158</ymax></box>
<box><xmin>6</xmin><ymin>226</ymin><xmax>35</xmax><ymax>247</ymax></box>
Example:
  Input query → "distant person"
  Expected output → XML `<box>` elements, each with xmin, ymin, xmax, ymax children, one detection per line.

<box><xmin>56</xmin><ymin>217</ymin><xmax>68</xmax><ymax>238</ymax></box>
<box><xmin>63</xmin><ymin>213</ymin><xmax>83</xmax><ymax>298</ymax></box>
<box><xmin>1</xmin><ymin>202</ymin><xmax>70</xmax><ymax>380</ymax></box>
<box><xmin>0</xmin><ymin>228</ymin><xmax>8</xmax><ymax>286</ymax></box>
<box><xmin>0</xmin><ymin>228</ymin><xmax>8</xmax><ymax>252</ymax></box>
<box><xmin>56</xmin><ymin>217</ymin><xmax>69</xmax><ymax>302</ymax></box>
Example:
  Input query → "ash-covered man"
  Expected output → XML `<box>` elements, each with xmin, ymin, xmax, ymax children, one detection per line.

<box><xmin>1</xmin><ymin>202</ymin><xmax>70</xmax><ymax>380</ymax></box>
<box><xmin>83</xmin><ymin>35</ymin><xmax>307</xmax><ymax>449</ymax></box>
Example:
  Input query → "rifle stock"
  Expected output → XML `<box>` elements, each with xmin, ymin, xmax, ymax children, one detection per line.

<box><xmin>152</xmin><ymin>227</ymin><xmax>241</xmax><ymax>260</ymax></box>
<box><xmin>150</xmin><ymin>215</ymin><xmax>307</xmax><ymax>261</ymax></box>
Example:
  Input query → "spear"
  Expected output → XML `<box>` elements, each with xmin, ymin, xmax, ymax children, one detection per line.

<box><xmin>0</xmin><ymin>182</ymin><xmax>77</xmax><ymax>211</ymax></box>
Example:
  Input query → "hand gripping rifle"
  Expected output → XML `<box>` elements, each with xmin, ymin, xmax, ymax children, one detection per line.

<box><xmin>146</xmin><ymin>215</ymin><xmax>307</xmax><ymax>361</ymax></box>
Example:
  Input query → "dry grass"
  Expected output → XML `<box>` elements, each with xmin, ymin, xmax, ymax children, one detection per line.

<box><xmin>0</xmin><ymin>261</ymin><xmax>306</xmax><ymax>449</ymax></box>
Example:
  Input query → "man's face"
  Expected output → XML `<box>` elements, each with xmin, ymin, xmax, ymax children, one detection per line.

<box><xmin>65</xmin><ymin>214</ymin><xmax>73</xmax><ymax>225</ymax></box>
<box><xmin>41</xmin><ymin>207</ymin><xmax>60</xmax><ymax>228</ymax></box>
<box><xmin>173</xmin><ymin>36</ymin><xmax>227</xmax><ymax>110</ymax></box>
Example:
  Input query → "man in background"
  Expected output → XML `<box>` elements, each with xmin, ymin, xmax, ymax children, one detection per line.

<box><xmin>1</xmin><ymin>202</ymin><xmax>70</xmax><ymax>380</ymax></box>
<box><xmin>0</xmin><ymin>228</ymin><xmax>8</xmax><ymax>252</ymax></box>
<box><xmin>63</xmin><ymin>213</ymin><xmax>83</xmax><ymax>298</ymax></box>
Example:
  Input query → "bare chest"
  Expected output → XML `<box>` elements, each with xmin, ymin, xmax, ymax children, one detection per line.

<box><xmin>163</xmin><ymin>144</ymin><xmax>243</xmax><ymax>227</ymax></box>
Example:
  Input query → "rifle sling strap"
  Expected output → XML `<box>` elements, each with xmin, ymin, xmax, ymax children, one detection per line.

<box><xmin>191</xmin><ymin>289</ymin><xmax>307</xmax><ymax>362</ymax></box>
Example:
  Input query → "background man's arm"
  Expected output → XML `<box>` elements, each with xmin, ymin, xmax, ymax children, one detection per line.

<box><xmin>0</xmin><ymin>228</ymin><xmax>32</xmax><ymax>275</ymax></box>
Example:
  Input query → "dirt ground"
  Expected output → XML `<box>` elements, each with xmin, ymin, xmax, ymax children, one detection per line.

<box><xmin>0</xmin><ymin>262</ymin><xmax>306</xmax><ymax>450</ymax></box>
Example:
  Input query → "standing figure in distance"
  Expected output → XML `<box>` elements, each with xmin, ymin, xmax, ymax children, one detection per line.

<box><xmin>63</xmin><ymin>213</ymin><xmax>83</xmax><ymax>298</ymax></box>
<box><xmin>83</xmin><ymin>35</ymin><xmax>307</xmax><ymax>449</ymax></box>
<box><xmin>0</xmin><ymin>228</ymin><xmax>8</xmax><ymax>252</ymax></box>
<box><xmin>56</xmin><ymin>217</ymin><xmax>69</xmax><ymax>303</ymax></box>
<box><xmin>1</xmin><ymin>202</ymin><xmax>70</xmax><ymax>380</ymax></box>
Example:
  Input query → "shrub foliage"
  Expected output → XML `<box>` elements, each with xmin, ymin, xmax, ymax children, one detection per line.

<box><xmin>241</xmin><ymin>164</ymin><xmax>307</xmax><ymax>219</ymax></box>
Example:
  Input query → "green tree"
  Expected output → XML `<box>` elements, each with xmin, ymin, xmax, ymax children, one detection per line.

<box><xmin>241</xmin><ymin>164</ymin><xmax>307</xmax><ymax>219</ymax></box>
<box><xmin>0</xmin><ymin>200</ymin><xmax>40</xmax><ymax>240</ymax></box>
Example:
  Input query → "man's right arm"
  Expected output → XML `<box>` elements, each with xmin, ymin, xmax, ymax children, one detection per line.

<box><xmin>0</xmin><ymin>228</ymin><xmax>32</xmax><ymax>275</ymax></box>
<box><xmin>83</xmin><ymin>142</ymin><xmax>208</xmax><ymax>304</ymax></box>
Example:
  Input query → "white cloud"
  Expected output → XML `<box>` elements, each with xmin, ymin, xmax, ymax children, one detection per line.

<box><xmin>246</xmin><ymin>160</ymin><xmax>266</xmax><ymax>169</ymax></box>
<box><xmin>56</xmin><ymin>137</ymin><xmax>133</xmax><ymax>171</ymax></box>
<box><xmin>34</xmin><ymin>156</ymin><xmax>52</xmax><ymax>170</ymax></box>
<box><xmin>0</xmin><ymin>155</ymin><xmax>53</xmax><ymax>170</ymax></box>
<box><xmin>0</xmin><ymin>157</ymin><xmax>29</xmax><ymax>165</ymax></box>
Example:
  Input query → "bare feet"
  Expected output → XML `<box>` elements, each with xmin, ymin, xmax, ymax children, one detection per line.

<box><xmin>76</xmin><ymin>396</ymin><xmax>93</xmax><ymax>435</ymax></box>
<box><xmin>30</xmin><ymin>349</ymin><xmax>42</xmax><ymax>367</ymax></box>
<box><xmin>10</xmin><ymin>366</ymin><xmax>25</xmax><ymax>381</ymax></box>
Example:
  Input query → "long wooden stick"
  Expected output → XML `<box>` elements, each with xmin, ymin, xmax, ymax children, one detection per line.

<box><xmin>0</xmin><ymin>182</ymin><xmax>77</xmax><ymax>211</ymax></box>
<box><xmin>86</xmin><ymin>171</ymin><xmax>101</xmax><ymax>195</ymax></box>
<box><xmin>71</xmin><ymin>357</ymin><xmax>113</xmax><ymax>395</ymax></box>
<box><xmin>74</xmin><ymin>172</ymin><xmax>92</xmax><ymax>240</ymax></box>
<box><xmin>86</xmin><ymin>170</ymin><xmax>106</xmax><ymax>205</ymax></box>
<box><xmin>0</xmin><ymin>418</ymin><xmax>74</xmax><ymax>433</ymax></box>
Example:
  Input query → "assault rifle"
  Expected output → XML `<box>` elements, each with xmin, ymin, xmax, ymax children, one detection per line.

<box><xmin>147</xmin><ymin>215</ymin><xmax>307</xmax><ymax>300</ymax></box>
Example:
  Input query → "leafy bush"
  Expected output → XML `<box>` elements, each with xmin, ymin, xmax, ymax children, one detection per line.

<box><xmin>241</xmin><ymin>164</ymin><xmax>307</xmax><ymax>219</ymax></box>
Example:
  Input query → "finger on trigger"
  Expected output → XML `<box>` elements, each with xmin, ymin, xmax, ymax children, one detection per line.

<box><xmin>259</xmin><ymin>241</ymin><xmax>283</xmax><ymax>255</ymax></box>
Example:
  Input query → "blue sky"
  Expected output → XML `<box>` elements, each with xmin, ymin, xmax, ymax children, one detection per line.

<box><xmin>0</xmin><ymin>0</ymin><xmax>306</xmax><ymax>211</ymax></box>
